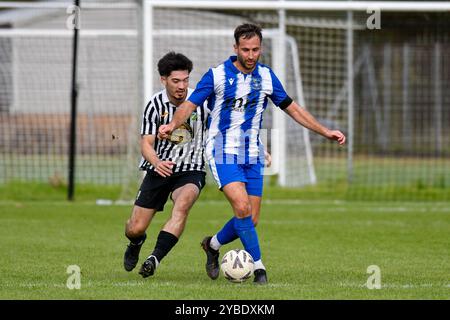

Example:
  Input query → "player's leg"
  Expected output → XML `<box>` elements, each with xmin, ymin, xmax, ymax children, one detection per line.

<box><xmin>201</xmin><ymin>160</ymin><xmax>245</xmax><ymax>280</ymax></box>
<box><xmin>140</xmin><ymin>184</ymin><xmax>200</xmax><ymax>277</ymax></box>
<box><xmin>140</xmin><ymin>172</ymin><xmax>205</xmax><ymax>278</ymax></box>
<box><xmin>123</xmin><ymin>205</ymin><xmax>156</xmax><ymax>271</ymax></box>
<box><xmin>243</xmin><ymin>161</ymin><xmax>267</xmax><ymax>284</ymax></box>
<box><xmin>222</xmin><ymin>182</ymin><xmax>266</xmax><ymax>282</ymax></box>
<box><xmin>125</xmin><ymin>205</ymin><xmax>156</xmax><ymax>239</ymax></box>
<box><xmin>164</xmin><ymin>182</ymin><xmax>200</xmax><ymax>236</ymax></box>
<box><xmin>124</xmin><ymin>172</ymin><xmax>171</xmax><ymax>272</ymax></box>
<box><xmin>247</xmin><ymin>194</ymin><xmax>267</xmax><ymax>284</ymax></box>
<box><xmin>249</xmin><ymin>195</ymin><xmax>262</xmax><ymax>227</ymax></box>
<box><xmin>206</xmin><ymin>195</ymin><xmax>261</xmax><ymax>252</ymax></box>
<box><xmin>203</xmin><ymin>180</ymin><xmax>266</xmax><ymax>282</ymax></box>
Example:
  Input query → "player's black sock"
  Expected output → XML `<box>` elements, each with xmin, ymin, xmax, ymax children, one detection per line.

<box><xmin>126</xmin><ymin>232</ymin><xmax>146</xmax><ymax>246</ymax></box>
<box><xmin>150</xmin><ymin>230</ymin><xmax>179</xmax><ymax>263</ymax></box>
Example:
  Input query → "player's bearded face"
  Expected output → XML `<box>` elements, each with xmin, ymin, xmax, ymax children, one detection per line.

<box><xmin>234</xmin><ymin>36</ymin><xmax>262</xmax><ymax>72</ymax></box>
<box><xmin>162</xmin><ymin>70</ymin><xmax>189</xmax><ymax>102</ymax></box>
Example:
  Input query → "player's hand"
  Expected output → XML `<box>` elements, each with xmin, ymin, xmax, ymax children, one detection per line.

<box><xmin>326</xmin><ymin>130</ymin><xmax>346</xmax><ymax>145</ymax></box>
<box><xmin>154</xmin><ymin>160</ymin><xmax>175</xmax><ymax>177</ymax></box>
<box><xmin>264</xmin><ymin>151</ymin><xmax>272</xmax><ymax>167</ymax></box>
<box><xmin>158</xmin><ymin>124</ymin><xmax>174</xmax><ymax>140</ymax></box>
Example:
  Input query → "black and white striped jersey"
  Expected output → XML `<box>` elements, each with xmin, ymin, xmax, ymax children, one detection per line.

<box><xmin>138</xmin><ymin>88</ymin><xmax>209</xmax><ymax>173</ymax></box>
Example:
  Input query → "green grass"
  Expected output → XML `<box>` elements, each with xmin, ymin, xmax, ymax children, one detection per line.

<box><xmin>0</xmin><ymin>198</ymin><xmax>448</xmax><ymax>300</ymax></box>
<box><xmin>0</xmin><ymin>181</ymin><xmax>122</xmax><ymax>201</ymax></box>
<box><xmin>2</xmin><ymin>154</ymin><xmax>449</xmax><ymax>201</ymax></box>
<box><xmin>0</xmin><ymin>179</ymin><xmax>449</xmax><ymax>203</ymax></box>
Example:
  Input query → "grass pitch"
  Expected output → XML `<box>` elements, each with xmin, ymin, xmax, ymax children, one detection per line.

<box><xmin>0</xmin><ymin>197</ymin><xmax>448</xmax><ymax>300</ymax></box>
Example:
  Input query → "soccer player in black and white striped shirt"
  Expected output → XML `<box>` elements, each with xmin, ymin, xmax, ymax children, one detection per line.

<box><xmin>123</xmin><ymin>52</ymin><xmax>208</xmax><ymax>278</ymax></box>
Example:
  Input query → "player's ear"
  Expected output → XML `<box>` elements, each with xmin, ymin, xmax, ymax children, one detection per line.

<box><xmin>160</xmin><ymin>76</ymin><xmax>167</xmax><ymax>86</ymax></box>
<box><xmin>233</xmin><ymin>43</ymin><xmax>238</xmax><ymax>54</ymax></box>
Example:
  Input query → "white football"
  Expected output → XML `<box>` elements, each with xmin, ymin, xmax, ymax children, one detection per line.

<box><xmin>220</xmin><ymin>249</ymin><xmax>255</xmax><ymax>283</ymax></box>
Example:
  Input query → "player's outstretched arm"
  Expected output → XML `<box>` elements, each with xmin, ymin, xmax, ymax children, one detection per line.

<box><xmin>283</xmin><ymin>101</ymin><xmax>346</xmax><ymax>145</ymax></box>
<box><xmin>158</xmin><ymin>101</ymin><xmax>197</xmax><ymax>139</ymax></box>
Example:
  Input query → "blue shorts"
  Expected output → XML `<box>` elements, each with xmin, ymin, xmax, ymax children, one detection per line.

<box><xmin>208</xmin><ymin>154</ymin><xmax>264</xmax><ymax>197</ymax></box>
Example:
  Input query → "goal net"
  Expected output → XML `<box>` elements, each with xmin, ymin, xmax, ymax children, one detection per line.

<box><xmin>0</xmin><ymin>3</ymin><xmax>141</xmax><ymax>197</ymax></box>
<box><xmin>1</xmin><ymin>1</ymin><xmax>449</xmax><ymax>201</ymax></box>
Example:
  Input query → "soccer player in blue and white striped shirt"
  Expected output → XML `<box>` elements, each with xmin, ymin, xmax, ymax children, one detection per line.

<box><xmin>159</xmin><ymin>24</ymin><xmax>346</xmax><ymax>284</ymax></box>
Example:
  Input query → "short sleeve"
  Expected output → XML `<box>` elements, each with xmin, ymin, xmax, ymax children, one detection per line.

<box><xmin>269</xmin><ymin>69</ymin><xmax>292</xmax><ymax>109</ymax></box>
<box><xmin>188</xmin><ymin>69</ymin><xmax>214</xmax><ymax>107</ymax></box>
<box><xmin>140</xmin><ymin>100</ymin><xmax>158</xmax><ymax>135</ymax></box>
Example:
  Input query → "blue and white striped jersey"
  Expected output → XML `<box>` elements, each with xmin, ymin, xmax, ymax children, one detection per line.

<box><xmin>188</xmin><ymin>56</ymin><xmax>292</xmax><ymax>164</ymax></box>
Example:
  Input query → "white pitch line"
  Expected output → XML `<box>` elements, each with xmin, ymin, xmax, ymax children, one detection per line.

<box><xmin>338</xmin><ymin>282</ymin><xmax>449</xmax><ymax>289</ymax></box>
<box><xmin>3</xmin><ymin>281</ymin><xmax>448</xmax><ymax>290</ymax></box>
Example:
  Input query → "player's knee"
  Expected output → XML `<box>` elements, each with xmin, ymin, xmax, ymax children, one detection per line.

<box><xmin>126</xmin><ymin>221</ymin><xmax>146</xmax><ymax>238</ymax></box>
<box><xmin>126</xmin><ymin>228</ymin><xmax>143</xmax><ymax>239</ymax></box>
<box><xmin>233</xmin><ymin>200</ymin><xmax>251</xmax><ymax>218</ymax></box>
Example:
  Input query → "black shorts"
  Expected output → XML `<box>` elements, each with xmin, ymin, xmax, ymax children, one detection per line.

<box><xmin>134</xmin><ymin>170</ymin><xmax>206</xmax><ymax>212</ymax></box>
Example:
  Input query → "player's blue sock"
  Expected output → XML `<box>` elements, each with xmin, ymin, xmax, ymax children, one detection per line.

<box><xmin>216</xmin><ymin>217</ymin><xmax>238</xmax><ymax>245</ymax></box>
<box><xmin>234</xmin><ymin>215</ymin><xmax>261</xmax><ymax>261</ymax></box>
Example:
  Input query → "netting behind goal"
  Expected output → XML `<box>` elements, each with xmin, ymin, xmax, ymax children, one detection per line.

<box><xmin>0</xmin><ymin>3</ymin><xmax>141</xmax><ymax>194</ymax></box>
<box><xmin>1</xmin><ymin>1</ymin><xmax>449</xmax><ymax>201</ymax></box>
<box><xmin>141</xmin><ymin>3</ymin><xmax>450</xmax><ymax>200</ymax></box>
<box><xmin>250</xmin><ymin>8</ymin><xmax>450</xmax><ymax>199</ymax></box>
<box><xmin>351</xmin><ymin>16</ymin><xmax>450</xmax><ymax>200</ymax></box>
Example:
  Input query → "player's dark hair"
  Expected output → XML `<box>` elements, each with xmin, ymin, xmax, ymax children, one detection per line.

<box><xmin>157</xmin><ymin>52</ymin><xmax>193</xmax><ymax>77</ymax></box>
<box><xmin>234</xmin><ymin>23</ymin><xmax>263</xmax><ymax>45</ymax></box>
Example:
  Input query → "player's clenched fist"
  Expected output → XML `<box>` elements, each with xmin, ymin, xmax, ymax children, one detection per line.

<box><xmin>158</xmin><ymin>124</ymin><xmax>174</xmax><ymax>140</ymax></box>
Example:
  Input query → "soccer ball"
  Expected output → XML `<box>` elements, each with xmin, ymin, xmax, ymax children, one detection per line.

<box><xmin>220</xmin><ymin>249</ymin><xmax>255</xmax><ymax>283</ymax></box>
